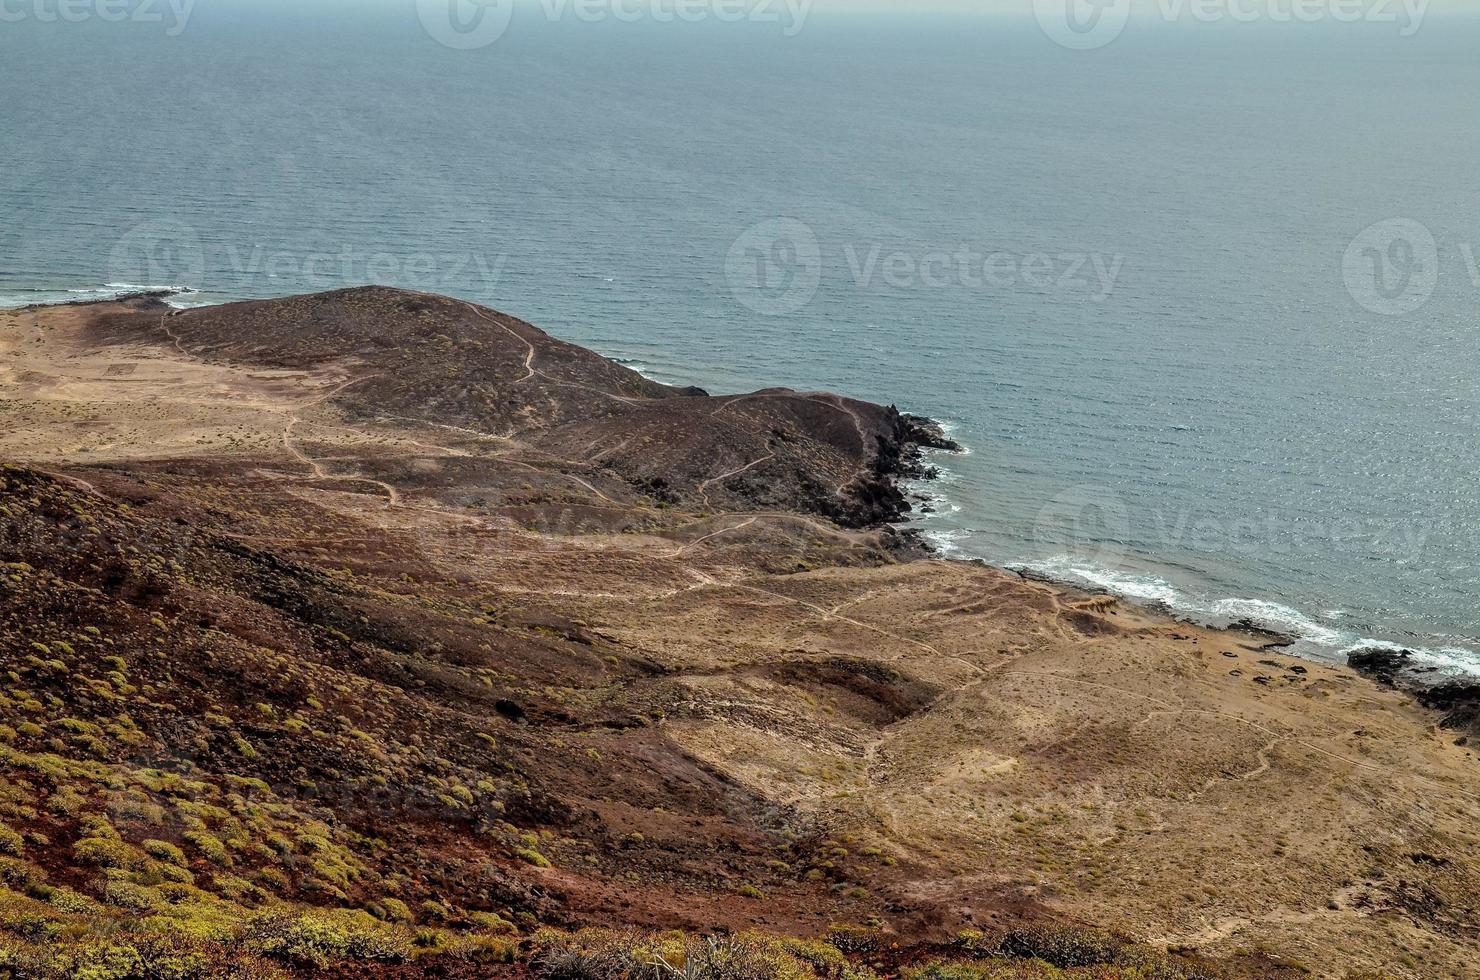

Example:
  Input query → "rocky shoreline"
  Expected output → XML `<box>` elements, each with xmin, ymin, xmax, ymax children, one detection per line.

<box><xmin>1346</xmin><ymin>645</ymin><xmax>1480</xmax><ymax>741</ymax></box>
<box><xmin>17</xmin><ymin>287</ymin><xmax>191</xmax><ymax>310</ymax></box>
<box><xmin>832</xmin><ymin>410</ymin><xmax>962</xmax><ymax>531</ymax></box>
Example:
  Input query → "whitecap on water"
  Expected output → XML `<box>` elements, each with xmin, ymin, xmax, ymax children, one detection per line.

<box><xmin>997</xmin><ymin>554</ymin><xmax>1480</xmax><ymax>679</ymax></box>
<box><xmin>0</xmin><ymin>284</ymin><xmax>196</xmax><ymax>309</ymax></box>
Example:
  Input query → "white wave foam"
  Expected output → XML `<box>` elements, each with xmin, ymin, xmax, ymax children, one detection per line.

<box><xmin>934</xmin><ymin>419</ymin><xmax>973</xmax><ymax>454</ymax></box>
<box><xmin>0</xmin><ymin>284</ymin><xmax>195</xmax><ymax>309</ymax></box>
<box><xmin>1002</xmin><ymin>554</ymin><xmax>1480</xmax><ymax>679</ymax></box>
<box><xmin>1207</xmin><ymin>597</ymin><xmax>1346</xmax><ymax>647</ymax></box>
<box><xmin>608</xmin><ymin>356</ymin><xmax>659</xmax><ymax>380</ymax></box>
<box><xmin>1337</xmin><ymin>638</ymin><xmax>1409</xmax><ymax>654</ymax></box>
<box><xmin>910</xmin><ymin>481</ymin><xmax>962</xmax><ymax>517</ymax></box>
<box><xmin>1418</xmin><ymin>647</ymin><xmax>1480</xmax><ymax>675</ymax></box>
<box><xmin>1025</xmin><ymin>558</ymin><xmax>1345</xmax><ymax>645</ymax></box>
<box><xmin>922</xmin><ymin>528</ymin><xmax>971</xmax><ymax>556</ymax></box>
<box><xmin>900</xmin><ymin>420</ymin><xmax>970</xmax><ymax>531</ymax></box>
<box><xmin>1336</xmin><ymin>639</ymin><xmax>1480</xmax><ymax>680</ymax></box>
<box><xmin>1015</xmin><ymin>556</ymin><xmax>1183</xmax><ymax>606</ymax></box>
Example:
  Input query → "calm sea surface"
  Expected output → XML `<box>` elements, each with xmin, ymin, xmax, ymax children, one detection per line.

<box><xmin>5</xmin><ymin>4</ymin><xmax>1480</xmax><ymax>673</ymax></box>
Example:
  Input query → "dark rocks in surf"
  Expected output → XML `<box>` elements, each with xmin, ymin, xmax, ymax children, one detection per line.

<box><xmin>1229</xmin><ymin>620</ymin><xmax>1296</xmax><ymax>648</ymax></box>
<box><xmin>829</xmin><ymin>409</ymin><xmax>962</xmax><ymax>530</ymax></box>
<box><xmin>25</xmin><ymin>288</ymin><xmax>189</xmax><ymax>311</ymax></box>
<box><xmin>1346</xmin><ymin>646</ymin><xmax>1415</xmax><ymax>687</ymax></box>
<box><xmin>1416</xmin><ymin>683</ymin><xmax>1480</xmax><ymax>741</ymax></box>
<box><xmin>1346</xmin><ymin>646</ymin><xmax>1480</xmax><ymax>740</ymax></box>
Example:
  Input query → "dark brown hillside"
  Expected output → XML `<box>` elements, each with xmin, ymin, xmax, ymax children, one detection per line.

<box><xmin>0</xmin><ymin>464</ymin><xmax>897</xmax><ymax>956</ymax></box>
<box><xmin>86</xmin><ymin>288</ymin><xmax>956</xmax><ymax>525</ymax></box>
<box><xmin>88</xmin><ymin>286</ymin><xmax>680</xmax><ymax>430</ymax></box>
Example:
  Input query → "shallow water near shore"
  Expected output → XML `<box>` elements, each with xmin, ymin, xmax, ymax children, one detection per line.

<box><xmin>5</xmin><ymin>8</ymin><xmax>1480</xmax><ymax>676</ymax></box>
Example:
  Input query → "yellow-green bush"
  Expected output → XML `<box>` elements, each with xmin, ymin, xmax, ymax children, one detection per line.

<box><xmin>516</xmin><ymin>847</ymin><xmax>552</xmax><ymax>868</ymax></box>
<box><xmin>73</xmin><ymin>836</ymin><xmax>145</xmax><ymax>871</ymax></box>
<box><xmin>0</xmin><ymin>824</ymin><xmax>24</xmax><ymax>857</ymax></box>
<box><xmin>142</xmin><ymin>840</ymin><xmax>187</xmax><ymax>866</ymax></box>
<box><xmin>183</xmin><ymin>831</ymin><xmax>230</xmax><ymax>867</ymax></box>
<box><xmin>534</xmin><ymin>929</ymin><xmax>816</xmax><ymax>980</ymax></box>
<box><xmin>246</xmin><ymin>908</ymin><xmax>412</xmax><ymax>969</ymax></box>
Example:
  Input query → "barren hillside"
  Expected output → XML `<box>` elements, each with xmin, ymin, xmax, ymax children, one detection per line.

<box><xmin>0</xmin><ymin>292</ymin><xmax>1474</xmax><ymax>979</ymax></box>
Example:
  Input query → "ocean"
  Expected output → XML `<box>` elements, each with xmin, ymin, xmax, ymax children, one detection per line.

<box><xmin>4</xmin><ymin>2</ymin><xmax>1480</xmax><ymax>676</ymax></box>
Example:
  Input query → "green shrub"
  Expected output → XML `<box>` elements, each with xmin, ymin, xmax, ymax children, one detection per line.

<box><xmin>0</xmin><ymin>825</ymin><xmax>24</xmax><ymax>857</ymax></box>
<box><xmin>376</xmin><ymin>897</ymin><xmax>413</xmax><ymax>924</ymax></box>
<box><xmin>469</xmin><ymin>910</ymin><xmax>517</xmax><ymax>933</ymax></box>
<box><xmin>535</xmin><ymin>930</ymin><xmax>814</xmax><ymax>980</ymax></box>
<box><xmin>100</xmin><ymin>879</ymin><xmax>165</xmax><ymax>913</ymax></box>
<box><xmin>73</xmin><ymin>836</ymin><xmax>144</xmax><ymax>871</ymax></box>
<box><xmin>516</xmin><ymin>848</ymin><xmax>552</xmax><ymax>868</ymax></box>
<box><xmin>248</xmin><ymin>909</ymin><xmax>412</xmax><ymax>968</ymax></box>
<box><xmin>142</xmin><ymin>840</ymin><xmax>187</xmax><ymax>866</ymax></box>
<box><xmin>183</xmin><ymin>831</ymin><xmax>230</xmax><ymax>867</ymax></box>
<box><xmin>0</xmin><ymin>856</ymin><xmax>42</xmax><ymax>891</ymax></box>
<box><xmin>448</xmin><ymin>933</ymin><xmax>518</xmax><ymax>963</ymax></box>
<box><xmin>67</xmin><ymin>942</ymin><xmax>146</xmax><ymax>980</ymax></box>
<box><xmin>45</xmin><ymin>886</ymin><xmax>104</xmax><ymax>915</ymax></box>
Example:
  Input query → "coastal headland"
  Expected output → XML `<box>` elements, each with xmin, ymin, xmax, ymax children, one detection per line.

<box><xmin>0</xmin><ymin>288</ymin><xmax>1475</xmax><ymax>978</ymax></box>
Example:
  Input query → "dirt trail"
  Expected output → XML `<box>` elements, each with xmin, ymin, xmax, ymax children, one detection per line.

<box><xmin>462</xmin><ymin>301</ymin><xmax>648</xmax><ymax>406</ymax></box>
<box><xmin>463</xmin><ymin>302</ymin><xmax>536</xmax><ymax>383</ymax></box>
<box><xmin>698</xmin><ymin>453</ymin><xmax>775</xmax><ymax>493</ymax></box>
